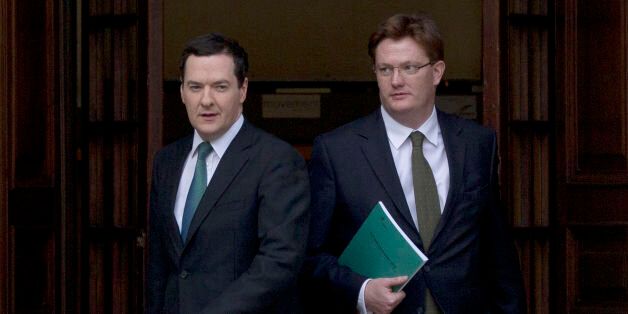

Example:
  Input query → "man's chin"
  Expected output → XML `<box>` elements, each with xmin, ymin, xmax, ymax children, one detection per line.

<box><xmin>196</xmin><ymin>126</ymin><xmax>222</xmax><ymax>141</ymax></box>
<box><xmin>384</xmin><ymin>103</ymin><xmax>417</xmax><ymax>115</ymax></box>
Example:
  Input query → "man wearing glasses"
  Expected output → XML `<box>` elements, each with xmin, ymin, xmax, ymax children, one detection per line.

<box><xmin>302</xmin><ymin>13</ymin><xmax>525</xmax><ymax>313</ymax></box>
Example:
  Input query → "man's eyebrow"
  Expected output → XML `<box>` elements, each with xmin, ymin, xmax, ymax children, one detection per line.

<box><xmin>376</xmin><ymin>61</ymin><xmax>414</xmax><ymax>66</ymax></box>
<box><xmin>211</xmin><ymin>80</ymin><xmax>230</xmax><ymax>85</ymax></box>
<box><xmin>184</xmin><ymin>79</ymin><xmax>231</xmax><ymax>86</ymax></box>
<box><xmin>185</xmin><ymin>80</ymin><xmax>202</xmax><ymax>86</ymax></box>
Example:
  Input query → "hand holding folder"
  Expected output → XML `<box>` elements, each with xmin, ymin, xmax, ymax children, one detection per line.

<box><xmin>338</xmin><ymin>201</ymin><xmax>428</xmax><ymax>291</ymax></box>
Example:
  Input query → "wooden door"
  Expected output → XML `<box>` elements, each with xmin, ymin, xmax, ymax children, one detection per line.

<box><xmin>486</xmin><ymin>0</ymin><xmax>628</xmax><ymax>312</ymax></box>
<box><xmin>556</xmin><ymin>0</ymin><xmax>628</xmax><ymax>312</ymax></box>
<box><xmin>1</xmin><ymin>1</ymin><xmax>60</xmax><ymax>312</ymax></box>
<box><xmin>484</xmin><ymin>0</ymin><xmax>553</xmax><ymax>312</ymax></box>
<box><xmin>0</xmin><ymin>0</ymin><xmax>163</xmax><ymax>312</ymax></box>
<box><xmin>79</xmin><ymin>0</ymin><xmax>162</xmax><ymax>312</ymax></box>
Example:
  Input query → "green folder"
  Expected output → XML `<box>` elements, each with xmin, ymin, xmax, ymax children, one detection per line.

<box><xmin>338</xmin><ymin>201</ymin><xmax>428</xmax><ymax>291</ymax></box>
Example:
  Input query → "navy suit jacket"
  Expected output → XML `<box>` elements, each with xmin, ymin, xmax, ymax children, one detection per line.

<box><xmin>302</xmin><ymin>109</ymin><xmax>525</xmax><ymax>313</ymax></box>
<box><xmin>147</xmin><ymin>120</ymin><xmax>310</xmax><ymax>313</ymax></box>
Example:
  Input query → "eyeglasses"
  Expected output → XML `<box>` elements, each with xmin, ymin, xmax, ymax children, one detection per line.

<box><xmin>373</xmin><ymin>61</ymin><xmax>434</xmax><ymax>77</ymax></box>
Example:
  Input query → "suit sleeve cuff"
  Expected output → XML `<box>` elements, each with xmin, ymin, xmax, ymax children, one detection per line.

<box><xmin>357</xmin><ymin>279</ymin><xmax>373</xmax><ymax>314</ymax></box>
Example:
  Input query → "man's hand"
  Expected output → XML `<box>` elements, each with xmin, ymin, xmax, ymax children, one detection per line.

<box><xmin>364</xmin><ymin>276</ymin><xmax>407</xmax><ymax>314</ymax></box>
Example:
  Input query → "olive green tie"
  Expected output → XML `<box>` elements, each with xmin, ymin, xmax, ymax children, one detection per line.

<box><xmin>410</xmin><ymin>131</ymin><xmax>442</xmax><ymax>314</ymax></box>
<box><xmin>181</xmin><ymin>142</ymin><xmax>212</xmax><ymax>242</ymax></box>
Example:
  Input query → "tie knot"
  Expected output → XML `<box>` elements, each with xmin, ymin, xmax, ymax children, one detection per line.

<box><xmin>197</xmin><ymin>142</ymin><xmax>212</xmax><ymax>160</ymax></box>
<box><xmin>410</xmin><ymin>131</ymin><xmax>425</xmax><ymax>149</ymax></box>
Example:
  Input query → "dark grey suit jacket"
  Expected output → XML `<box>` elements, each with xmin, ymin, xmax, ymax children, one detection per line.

<box><xmin>302</xmin><ymin>109</ymin><xmax>525</xmax><ymax>313</ymax></box>
<box><xmin>148</xmin><ymin>120</ymin><xmax>310</xmax><ymax>313</ymax></box>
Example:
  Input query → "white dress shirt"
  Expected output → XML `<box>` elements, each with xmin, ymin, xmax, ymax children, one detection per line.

<box><xmin>357</xmin><ymin>106</ymin><xmax>450</xmax><ymax>313</ymax></box>
<box><xmin>173</xmin><ymin>115</ymin><xmax>244</xmax><ymax>230</ymax></box>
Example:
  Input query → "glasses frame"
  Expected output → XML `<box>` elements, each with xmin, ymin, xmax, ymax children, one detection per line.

<box><xmin>373</xmin><ymin>61</ymin><xmax>435</xmax><ymax>77</ymax></box>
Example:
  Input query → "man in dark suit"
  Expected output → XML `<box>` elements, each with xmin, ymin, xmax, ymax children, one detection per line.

<box><xmin>147</xmin><ymin>33</ymin><xmax>309</xmax><ymax>313</ymax></box>
<box><xmin>302</xmin><ymin>13</ymin><xmax>525</xmax><ymax>313</ymax></box>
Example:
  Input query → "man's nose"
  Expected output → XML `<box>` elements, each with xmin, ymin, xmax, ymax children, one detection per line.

<box><xmin>200</xmin><ymin>87</ymin><xmax>212</xmax><ymax>106</ymax></box>
<box><xmin>391</xmin><ymin>68</ymin><xmax>405</xmax><ymax>87</ymax></box>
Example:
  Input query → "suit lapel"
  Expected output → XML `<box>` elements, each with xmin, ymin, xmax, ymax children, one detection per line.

<box><xmin>431</xmin><ymin>110</ymin><xmax>466</xmax><ymax>247</ymax></box>
<box><xmin>165</xmin><ymin>137</ymin><xmax>193</xmax><ymax>253</ymax></box>
<box><xmin>358</xmin><ymin>111</ymin><xmax>418</xmax><ymax>238</ymax></box>
<box><xmin>182</xmin><ymin>121</ymin><xmax>253</xmax><ymax>245</ymax></box>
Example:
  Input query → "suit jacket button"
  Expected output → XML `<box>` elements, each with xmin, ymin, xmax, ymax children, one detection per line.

<box><xmin>180</xmin><ymin>270</ymin><xmax>189</xmax><ymax>279</ymax></box>
<box><xmin>417</xmin><ymin>306</ymin><xmax>424</xmax><ymax>314</ymax></box>
<box><xmin>424</xmin><ymin>265</ymin><xmax>431</xmax><ymax>272</ymax></box>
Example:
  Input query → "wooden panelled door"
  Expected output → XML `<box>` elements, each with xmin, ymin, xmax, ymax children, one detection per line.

<box><xmin>484</xmin><ymin>1</ymin><xmax>553</xmax><ymax>312</ymax></box>
<box><xmin>79</xmin><ymin>0</ymin><xmax>162</xmax><ymax>312</ymax></box>
<box><xmin>556</xmin><ymin>0</ymin><xmax>628</xmax><ymax>312</ymax></box>
<box><xmin>81</xmin><ymin>2</ymin><xmax>148</xmax><ymax>312</ymax></box>
<box><xmin>2</xmin><ymin>1</ymin><xmax>62</xmax><ymax>312</ymax></box>
<box><xmin>485</xmin><ymin>0</ymin><xmax>628</xmax><ymax>312</ymax></box>
<box><xmin>0</xmin><ymin>0</ymin><xmax>162</xmax><ymax>313</ymax></box>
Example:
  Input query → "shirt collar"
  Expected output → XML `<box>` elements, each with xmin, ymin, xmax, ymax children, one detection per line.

<box><xmin>191</xmin><ymin>114</ymin><xmax>244</xmax><ymax>158</ymax></box>
<box><xmin>381</xmin><ymin>105</ymin><xmax>440</xmax><ymax>150</ymax></box>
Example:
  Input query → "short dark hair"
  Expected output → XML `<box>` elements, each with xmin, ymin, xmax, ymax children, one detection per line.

<box><xmin>179</xmin><ymin>33</ymin><xmax>249</xmax><ymax>87</ymax></box>
<box><xmin>368</xmin><ymin>13</ymin><xmax>444</xmax><ymax>63</ymax></box>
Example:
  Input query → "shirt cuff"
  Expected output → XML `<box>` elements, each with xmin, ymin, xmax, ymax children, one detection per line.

<box><xmin>357</xmin><ymin>278</ymin><xmax>373</xmax><ymax>314</ymax></box>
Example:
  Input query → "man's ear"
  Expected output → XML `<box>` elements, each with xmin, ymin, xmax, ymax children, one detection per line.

<box><xmin>239</xmin><ymin>77</ymin><xmax>249</xmax><ymax>103</ymax></box>
<box><xmin>432</xmin><ymin>60</ymin><xmax>446</xmax><ymax>86</ymax></box>
<box><xmin>180</xmin><ymin>79</ymin><xmax>185</xmax><ymax>103</ymax></box>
